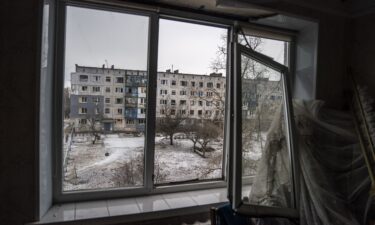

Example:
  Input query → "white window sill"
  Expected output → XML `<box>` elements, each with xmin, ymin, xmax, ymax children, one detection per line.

<box><xmin>32</xmin><ymin>188</ymin><xmax>229</xmax><ymax>225</ymax></box>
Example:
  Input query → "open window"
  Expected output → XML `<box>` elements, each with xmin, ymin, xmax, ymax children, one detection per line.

<box><xmin>229</xmin><ymin>35</ymin><xmax>298</xmax><ymax>218</ymax></box>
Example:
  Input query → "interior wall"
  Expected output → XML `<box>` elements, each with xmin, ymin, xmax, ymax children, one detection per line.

<box><xmin>349</xmin><ymin>12</ymin><xmax>375</xmax><ymax>97</ymax></box>
<box><xmin>0</xmin><ymin>0</ymin><xmax>41</xmax><ymax>224</ymax></box>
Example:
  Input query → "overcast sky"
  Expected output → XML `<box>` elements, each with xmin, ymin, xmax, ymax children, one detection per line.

<box><xmin>64</xmin><ymin>6</ymin><xmax>284</xmax><ymax>87</ymax></box>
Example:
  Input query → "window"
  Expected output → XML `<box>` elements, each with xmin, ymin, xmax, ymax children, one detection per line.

<box><xmin>79</xmin><ymin>75</ymin><xmax>88</xmax><ymax>82</ymax></box>
<box><xmin>92</xmin><ymin>86</ymin><xmax>100</xmax><ymax>92</ymax></box>
<box><xmin>79</xmin><ymin>119</ymin><xmax>87</xmax><ymax>124</ymax></box>
<box><xmin>61</xmin><ymin>5</ymin><xmax>149</xmax><ymax>194</ymax></box>
<box><xmin>115</xmin><ymin>98</ymin><xmax>123</xmax><ymax>104</ymax></box>
<box><xmin>93</xmin><ymin>97</ymin><xmax>100</xmax><ymax>103</ymax></box>
<box><xmin>116</xmin><ymin>77</ymin><xmax>124</xmax><ymax>83</ymax></box>
<box><xmin>94</xmin><ymin>76</ymin><xmax>101</xmax><ymax>81</ymax></box>
<box><xmin>115</xmin><ymin>87</ymin><xmax>123</xmax><ymax>93</ymax></box>
<box><xmin>79</xmin><ymin>107</ymin><xmax>87</xmax><ymax>114</ymax></box>
<box><xmin>53</xmin><ymin>1</ymin><xmax>297</xmax><ymax>207</ymax></box>
<box><xmin>80</xmin><ymin>96</ymin><xmax>87</xmax><ymax>103</ymax></box>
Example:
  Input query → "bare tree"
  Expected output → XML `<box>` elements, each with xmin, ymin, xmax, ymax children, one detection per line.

<box><xmin>112</xmin><ymin>154</ymin><xmax>144</xmax><ymax>187</ymax></box>
<box><xmin>156</xmin><ymin>100</ymin><xmax>187</xmax><ymax>145</ymax></box>
<box><xmin>184</xmin><ymin>121</ymin><xmax>220</xmax><ymax>158</ymax></box>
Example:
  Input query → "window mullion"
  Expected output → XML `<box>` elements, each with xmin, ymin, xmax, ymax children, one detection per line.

<box><xmin>144</xmin><ymin>13</ymin><xmax>159</xmax><ymax>192</ymax></box>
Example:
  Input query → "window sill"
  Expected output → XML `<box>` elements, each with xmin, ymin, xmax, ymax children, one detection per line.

<box><xmin>32</xmin><ymin>188</ymin><xmax>229</xmax><ymax>225</ymax></box>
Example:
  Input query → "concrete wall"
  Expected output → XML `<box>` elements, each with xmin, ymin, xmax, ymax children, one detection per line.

<box><xmin>349</xmin><ymin>12</ymin><xmax>375</xmax><ymax>96</ymax></box>
<box><xmin>0</xmin><ymin>0</ymin><xmax>41</xmax><ymax>224</ymax></box>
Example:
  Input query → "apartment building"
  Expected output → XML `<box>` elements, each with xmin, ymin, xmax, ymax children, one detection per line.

<box><xmin>70</xmin><ymin>65</ymin><xmax>281</xmax><ymax>132</ymax></box>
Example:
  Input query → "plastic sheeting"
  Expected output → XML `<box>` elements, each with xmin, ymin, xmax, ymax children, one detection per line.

<box><xmin>247</xmin><ymin>100</ymin><xmax>372</xmax><ymax>225</ymax></box>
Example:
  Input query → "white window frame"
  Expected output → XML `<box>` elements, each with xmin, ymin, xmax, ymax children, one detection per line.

<box><xmin>51</xmin><ymin>0</ymin><xmax>296</xmax><ymax>205</ymax></box>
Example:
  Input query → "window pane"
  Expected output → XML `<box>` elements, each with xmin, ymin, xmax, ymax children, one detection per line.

<box><xmin>154</xmin><ymin>19</ymin><xmax>227</xmax><ymax>184</ymax></box>
<box><xmin>240</xmin><ymin>54</ymin><xmax>292</xmax><ymax>208</ymax></box>
<box><xmin>63</xmin><ymin>6</ymin><xmax>149</xmax><ymax>191</ymax></box>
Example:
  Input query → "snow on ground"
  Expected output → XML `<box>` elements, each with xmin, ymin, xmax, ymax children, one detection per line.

<box><xmin>63</xmin><ymin>132</ymin><xmax>265</xmax><ymax>191</ymax></box>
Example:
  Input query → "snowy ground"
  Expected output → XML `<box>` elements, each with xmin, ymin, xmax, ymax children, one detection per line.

<box><xmin>63</xmin><ymin>131</ymin><xmax>266</xmax><ymax>191</ymax></box>
<box><xmin>63</xmin><ymin>134</ymin><xmax>224</xmax><ymax>191</ymax></box>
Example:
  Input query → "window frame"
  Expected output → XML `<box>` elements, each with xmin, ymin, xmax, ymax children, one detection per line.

<box><xmin>52</xmin><ymin>0</ymin><xmax>296</xmax><ymax>204</ymax></box>
<box><xmin>230</xmin><ymin>42</ymin><xmax>299</xmax><ymax>218</ymax></box>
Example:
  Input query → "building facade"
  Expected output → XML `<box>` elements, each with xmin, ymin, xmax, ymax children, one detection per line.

<box><xmin>70</xmin><ymin>65</ymin><xmax>281</xmax><ymax>132</ymax></box>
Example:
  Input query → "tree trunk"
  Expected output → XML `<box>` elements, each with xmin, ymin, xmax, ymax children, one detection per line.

<box><xmin>169</xmin><ymin>134</ymin><xmax>173</xmax><ymax>145</ymax></box>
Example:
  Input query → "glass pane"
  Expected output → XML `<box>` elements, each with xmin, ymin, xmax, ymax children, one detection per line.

<box><xmin>154</xmin><ymin>19</ymin><xmax>227</xmax><ymax>184</ymax></box>
<box><xmin>62</xmin><ymin>6</ymin><xmax>149</xmax><ymax>191</ymax></box>
<box><xmin>240</xmin><ymin>54</ymin><xmax>292</xmax><ymax>208</ymax></box>
<box><xmin>239</xmin><ymin>35</ymin><xmax>287</xmax><ymax>65</ymax></box>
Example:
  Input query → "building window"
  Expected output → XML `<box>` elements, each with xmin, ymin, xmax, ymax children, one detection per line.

<box><xmin>105</xmin><ymin>98</ymin><xmax>110</xmax><ymax>104</ymax></box>
<box><xmin>171</xmin><ymin>100</ymin><xmax>176</xmax><ymax>105</ymax></box>
<box><xmin>180</xmin><ymin>110</ymin><xmax>186</xmax><ymax>115</ymax></box>
<box><xmin>190</xmin><ymin>100</ymin><xmax>195</xmax><ymax>106</ymax></box>
<box><xmin>207</xmin><ymin>92</ymin><xmax>213</xmax><ymax>97</ymax></box>
<box><xmin>170</xmin><ymin>109</ymin><xmax>176</xmax><ymax>115</ymax></box>
<box><xmin>199</xmin><ymin>82</ymin><xmax>203</xmax><ymax>87</ymax></box>
<box><xmin>116</xmin><ymin>98</ymin><xmax>123</xmax><ymax>104</ymax></box>
<box><xmin>180</xmin><ymin>81</ymin><xmax>187</xmax><ymax>86</ymax></box>
<box><xmin>190</xmin><ymin>110</ymin><xmax>194</xmax><ymax>115</ymax></box>
<box><xmin>79</xmin><ymin>119</ymin><xmax>87</xmax><ymax>124</ymax></box>
<box><xmin>126</xmin><ymin>119</ymin><xmax>135</xmax><ymax>125</ymax></box>
<box><xmin>117</xmin><ymin>108</ymin><xmax>123</xmax><ymax>114</ymax></box>
<box><xmin>171</xmin><ymin>90</ymin><xmax>176</xmax><ymax>95</ymax></box>
<box><xmin>216</xmin><ymin>83</ymin><xmax>221</xmax><ymax>88</ymax></box>
<box><xmin>198</xmin><ymin>101</ymin><xmax>203</xmax><ymax>106</ymax></box>
<box><xmin>180</xmin><ymin>100</ymin><xmax>186</xmax><ymax>105</ymax></box>
<box><xmin>205</xmin><ymin>110</ymin><xmax>211</xmax><ymax>116</ymax></box>
<box><xmin>79</xmin><ymin>107</ymin><xmax>87</xmax><ymax>114</ymax></box>
<box><xmin>93</xmin><ymin>97</ymin><xmax>100</xmax><ymax>103</ymax></box>
<box><xmin>160</xmin><ymin>99</ymin><xmax>168</xmax><ymax>104</ymax></box>
<box><xmin>79</xmin><ymin>75</ymin><xmax>88</xmax><ymax>82</ymax></box>
<box><xmin>207</xmin><ymin>82</ymin><xmax>213</xmax><ymax>88</ymax></box>
<box><xmin>94</xmin><ymin>76</ymin><xmax>101</xmax><ymax>81</ymax></box>
<box><xmin>206</xmin><ymin>101</ymin><xmax>212</xmax><ymax>106</ymax></box>
<box><xmin>140</xmin><ymin>108</ymin><xmax>146</xmax><ymax>114</ymax></box>
<box><xmin>171</xmin><ymin>80</ymin><xmax>176</xmax><ymax>85</ymax></box>
<box><xmin>80</xmin><ymin>96</ymin><xmax>87</xmax><ymax>103</ymax></box>
<box><xmin>180</xmin><ymin>90</ymin><xmax>186</xmax><ymax>95</ymax></box>
<box><xmin>160</xmin><ymin>109</ymin><xmax>165</xmax><ymax>115</ymax></box>
<box><xmin>198</xmin><ymin>91</ymin><xmax>203</xmax><ymax>97</ymax></box>
<box><xmin>115</xmin><ymin>87</ymin><xmax>123</xmax><ymax>93</ymax></box>
<box><xmin>138</xmin><ymin>119</ymin><xmax>145</xmax><ymax>124</ymax></box>
<box><xmin>161</xmin><ymin>79</ymin><xmax>168</xmax><ymax>85</ymax></box>
<box><xmin>160</xmin><ymin>89</ymin><xmax>167</xmax><ymax>95</ymax></box>
<box><xmin>105</xmin><ymin>108</ymin><xmax>110</xmax><ymax>114</ymax></box>
<box><xmin>190</xmin><ymin>91</ymin><xmax>196</xmax><ymax>96</ymax></box>
<box><xmin>105</xmin><ymin>87</ymin><xmax>111</xmax><ymax>93</ymax></box>
<box><xmin>106</xmin><ymin>77</ymin><xmax>111</xmax><ymax>82</ymax></box>
<box><xmin>198</xmin><ymin>110</ymin><xmax>202</xmax><ymax>116</ymax></box>
<box><xmin>191</xmin><ymin>81</ymin><xmax>195</xmax><ymax>87</ymax></box>
<box><xmin>116</xmin><ymin>77</ymin><xmax>124</xmax><ymax>83</ymax></box>
<box><xmin>81</xmin><ymin>86</ymin><xmax>88</xmax><ymax>91</ymax></box>
<box><xmin>92</xmin><ymin>86</ymin><xmax>100</xmax><ymax>92</ymax></box>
